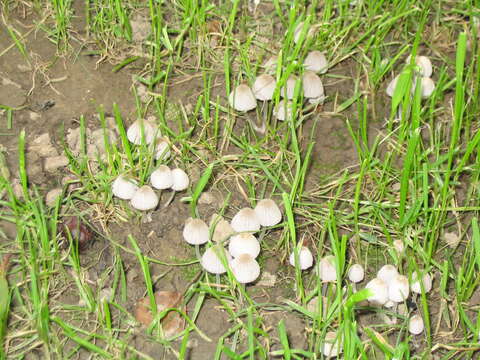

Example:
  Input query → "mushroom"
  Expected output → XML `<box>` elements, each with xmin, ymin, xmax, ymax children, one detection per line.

<box><xmin>130</xmin><ymin>185</ymin><xmax>159</xmax><ymax>211</ymax></box>
<box><xmin>230</xmin><ymin>208</ymin><xmax>260</xmax><ymax>233</ymax></box>
<box><xmin>388</xmin><ymin>274</ymin><xmax>410</xmax><ymax>303</ymax></box>
<box><xmin>231</xmin><ymin>254</ymin><xmax>260</xmax><ymax>284</ymax></box>
<box><xmin>304</xmin><ymin>50</ymin><xmax>328</xmax><ymax>74</ymax></box>
<box><xmin>365</xmin><ymin>278</ymin><xmax>389</xmax><ymax>306</ymax></box>
<box><xmin>377</xmin><ymin>264</ymin><xmax>398</xmax><ymax>283</ymax></box>
<box><xmin>406</xmin><ymin>55</ymin><xmax>433</xmax><ymax>77</ymax></box>
<box><xmin>409</xmin><ymin>314</ymin><xmax>424</xmax><ymax>335</ymax></box>
<box><xmin>154</xmin><ymin>138</ymin><xmax>171</xmax><ymax>161</ymax></box>
<box><xmin>164</xmin><ymin>168</ymin><xmax>189</xmax><ymax>206</ymax></box>
<box><xmin>252</xmin><ymin>74</ymin><xmax>276</xmax><ymax>101</ymax></box>
<box><xmin>127</xmin><ymin>119</ymin><xmax>157</xmax><ymax>145</ymax></box>
<box><xmin>254</xmin><ymin>199</ymin><xmax>282</xmax><ymax>227</ymax></box>
<box><xmin>280</xmin><ymin>75</ymin><xmax>299</xmax><ymax>100</ymax></box>
<box><xmin>228</xmin><ymin>84</ymin><xmax>257</xmax><ymax>112</ymax></box>
<box><xmin>289</xmin><ymin>246</ymin><xmax>314</xmax><ymax>270</ymax></box>
<box><xmin>150</xmin><ymin>165</ymin><xmax>173</xmax><ymax>190</ymax></box>
<box><xmin>419</xmin><ymin>77</ymin><xmax>435</xmax><ymax>98</ymax></box>
<box><xmin>229</xmin><ymin>233</ymin><xmax>261</xmax><ymax>259</ymax></box>
<box><xmin>183</xmin><ymin>217</ymin><xmax>209</xmax><ymax>258</ymax></box>
<box><xmin>348</xmin><ymin>264</ymin><xmax>364</xmax><ymax>283</ymax></box>
<box><xmin>321</xmin><ymin>331</ymin><xmax>343</xmax><ymax>358</ymax></box>
<box><xmin>273</xmin><ymin>99</ymin><xmax>293</xmax><ymax>121</ymax></box>
<box><xmin>201</xmin><ymin>244</ymin><xmax>232</xmax><ymax>283</ymax></box>
<box><xmin>112</xmin><ymin>175</ymin><xmax>139</xmax><ymax>200</ymax></box>
<box><xmin>303</xmin><ymin>71</ymin><xmax>325</xmax><ymax>104</ymax></box>
<box><xmin>317</xmin><ymin>255</ymin><xmax>337</xmax><ymax>283</ymax></box>
<box><xmin>410</xmin><ymin>271</ymin><xmax>432</xmax><ymax>294</ymax></box>
<box><xmin>209</xmin><ymin>214</ymin><xmax>234</xmax><ymax>243</ymax></box>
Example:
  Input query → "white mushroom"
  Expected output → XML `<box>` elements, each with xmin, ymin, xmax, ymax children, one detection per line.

<box><xmin>408</xmin><ymin>314</ymin><xmax>424</xmax><ymax>335</ymax></box>
<box><xmin>348</xmin><ymin>264</ymin><xmax>365</xmax><ymax>283</ymax></box>
<box><xmin>280</xmin><ymin>75</ymin><xmax>299</xmax><ymax>100</ymax></box>
<box><xmin>112</xmin><ymin>176</ymin><xmax>139</xmax><ymax>200</ymax></box>
<box><xmin>388</xmin><ymin>274</ymin><xmax>410</xmax><ymax>303</ymax></box>
<box><xmin>365</xmin><ymin>278</ymin><xmax>389</xmax><ymax>306</ymax></box>
<box><xmin>201</xmin><ymin>245</ymin><xmax>232</xmax><ymax>275</ymax></box>
<box><xmin>273</xmin><ymin>100</ymin><xmax>293</xmax><ymax>121</ymax></box>
<box><xmin>252</xmin><ymin>74</ymin><xmax>276</xmax><ymax>101</ymax></box>
<box><xmin>229</xmin><ymin>233</ymin><xmax>261</xmax><ymax>259</ymax></box>
<box><xmin>130</xmin><ymin>185</ymin><xmax>159</xmax><ymax>211</ymax></box>
<box><xmin>231</xmin><ymin>254</ymin><xmax>260</xmax><ymax>284</ymax></box>
<box><xmin>410</xmin><ymin>271</ymin><xmax>432</xmax><ymax>294</ymax></box>
<box><xmin>230</xmin><ymin>208</ymin><xmax>260</xmax><ymax>233</ymax></box>
<box><xmin>304</xmin><ymin>50</ymin><xmax>328</xmax><ymax>74</ymax></box>
<box><xmin>303</xmin><ymin>71</ymin><xmax>325</xmax><ymax>103</ymax></box>
<box><xmin>182</xmin><ymin>217</ymin><xmax>209</xmax><ymax>246</ymax></box>
<box><xmin>254</xmin><ymin>199</ymin><xmax>282</xmax><ymax>227</ymax></box>
<box><xmin>150</xmin><ymin>165</ymin><xmax>173</xmax><ymax>190</ymax></box>
<box><xmin>289</xmin><ymin>246</ymin><xmax>314</xmax><ymax>270</ymax></box>
<box><xmin>228</xmin><ymin>84</ymin><xmax>257</xmax><ymax>112</ymax></box>
<box><xmin>127</xmin><ymin>119</ymin><xmax>157</xmax><ymax>145</ymax></box>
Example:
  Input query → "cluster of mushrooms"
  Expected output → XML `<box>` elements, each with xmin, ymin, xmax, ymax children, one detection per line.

<box><xmin>110</xmin><ymin>119</ymin><xmax>190</xmax><ymax>209</ymax></box>
<box><xmin>386</xmin><ymin>55</ymin><xmax>435</xmax><ymax>99</ymax></box>
<box><xmin>228</xmin><ymin>49</ymin><xmax>328</xmax><ymax>130</ymax></box>
<box><xmin>182</xmin><ymin>199</ymin><xmax>282</xmax><ymax>284</ymax></box>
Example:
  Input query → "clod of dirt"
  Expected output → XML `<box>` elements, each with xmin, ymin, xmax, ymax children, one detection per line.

<box><xmin>131</xmin><ymin>14</ymin><xmax>151</xmax><ymax>43</ymax></box>
<box><xmin>60</xmin><ymin>216</ymin><xmax>94</xmax><ymax>251</ymax></box>
<box><xmin>44</xmin><ymin>155</ymin><xmax>69</xmax><ymax>172</ymax></box>
<box><xmin>45</xmin><ymin>188</ymin><xmax>62</xmax><ymax>207</ymax></box>
<box><xmin>134</xmin><ymin>291</ymin><xmax>185</xmax><ymax>338</ymax></box>
<box><xmin>0</xmin><ymin>80</ymin><xmax>25</xmax><ymax>107</ymax></box>
<box><xmin>29</xmin><ymin>133</ymin><xmax>58</xmax><ymax>157</ymax></box>
<box><xmin>66</xmin><ymin>127</ymin><xmax>118</xmax><ymax>160</ymax></box>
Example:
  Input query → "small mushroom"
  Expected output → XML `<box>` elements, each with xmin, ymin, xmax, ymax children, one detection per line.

<box><xmin>365</xmin><ymin>278</ymin><xmax>389</xmax><ymax>306</ymax></box>
<box><xmin>348</xmin><ymin>264</ymin><xmax>364</xmax><ymax>283</ymax></box>
<box><xmin>127</xmin><ymin>119</ymin><xmax>157</xmax><ymax>145</ymax></box>
<box><xmin>231</xmin><ymin>208</ymin><xmax>261</xmax><ymax>233</ymax></box>
<box><xmin>231</xmin><ymin>254</ymin><xmax>260</xmax><ymax>284</ymax></box>
<box><xmin>254</xmin><ymin>199</ymin><xmax>282</xmax><ymax>227</ymax></box>
<box><xmin>252</xmin><ymin>74</ymin><xmax>276</xmax><ymax>101</ymax></box>
<box><xmin>130</xmin><ymin>185</ymin><xmax>159</xmax><ymax>211</ymax></box>
<box><xmin>304</xmin><ymin>50</ymin><xmax>328</xmax><ymax>74</ymax></box>
<box><xmin>289</xmin><ymin>246</ymin><xmax>314</xmax><ymax>270</ymax></box>
<box><xmin>112</xmin><ymin>175</ymin><xmax>139</xmax><ymax>200</ymax></box>
<box><xmin>388</xmin><ymin>274</ymin><xmax>410</xmax><ymax>303</ymax></box>
<box><xmin>201</xmin><ymin>244</ymin><xmax>232</xmax><ymax>275</ymax></box>
<box><xmin>303</xmin><ymin>71</ymin><xmax>325</xmax><ymax>104</ymax></box>
<box><xmin>408</xmin><ymin>314</ymin><xmax>424</xmax><ymax>335</ymax></box>
<box><xmin>280</xmin><ymin>75</ymin><xmax>299</xmax><ymax>100</ymax></box>
<box><xmin>150</xmin><ymin>165</ymin><xmax>173</xmax><ymax>190</ymax></box>
<box><xmin>229</xmin><ymin>233</ymin><xmax>261</xmax><ymax>259</ymax></box>
<box><xmin>228</xmin><ymin>84</ymin><xmax>257</xmax><ymax>112</ymax></box>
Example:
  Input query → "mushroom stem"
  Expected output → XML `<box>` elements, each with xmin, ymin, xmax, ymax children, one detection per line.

<box><xmin>194</xmin><ymin>245</ymin><xmax>201</xmax><ymax>261</ymax></box>
<box><xmin>163</xmin><ymin>191</ymin><xmax>176</xmax><ymax>208</ymax></box>
<box><xmin>215</xmin><ymin>274</ymin><xmax>221</xmax><ymax>285</ymax></box>
<box><xmin>248</xmin><ymin>112</ymin><xmax>266</xmax><ymax>134</ymax></box>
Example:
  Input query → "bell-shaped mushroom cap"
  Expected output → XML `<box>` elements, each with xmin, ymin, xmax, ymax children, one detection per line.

<box><xmin>409</xmin><ymin>314</ymin><xmax>425</xmax><ymax>335</ymax></box>
<box><xmin>263</xmin><ymin>55</ymin><xmax>278</xmax><ymax>74</ymax></box>
<box><xmin>231</xmin><ymin>254</ymin><xmax>260</xmax><ymax>284</ymax></box>
<box><xmin>289</xmin><ymin>246</ymin><xmax>314</xmax><ymax>270</ymax></box>
<box><xmin>209</xmin><ymin>214</ymin><xmax>234</xmax><ymax>242</ymax></box>
<box><xmin>252</xmin><ymin>74</ymin><xmax>276</xmax><ymax>101</ymax></box>
<box><xmin>229</xmin><ymin>233</ymin><xmax>261</xmax><ymax>259</ymax></box>
<box><xmin>154</xmin><ymin>138</ymin><xmax>171</xmax><ymax>161</ymax></box>
<box><xmin>171</xmin><ymin>168</ymin><xmax>189</xmax><ymax>191</ymax></box>
<box><xmin>388</xmin><ymin>274</ymin><xmax>410</xmax><ymax>302</ymax></box>
<box><xmin>130</xmin><ymin>185</ymin><xmax>159</xmax><ymax>211</ymax></box>
<box><xmin>377</xmin><ymin>264</ymin><xmax>398</xmax><ymax>283</ymax></box>
<box><xmin>420</xmin><ymin>77</ymin><xmax>435</xmax><ymax>98</ymax></box>
<box><xmin>317</xmin><ymin>255</ymin><xmax>337</xmax><ymax>282</ymax></box>
<box><xmin>365</xmin><ymin>277</ymin><xmax>389</xmax><ymax>305</ymax></box>
<box><xmin>321</xmin><ymin>331</ymin><xmax>343</xmax><ymax>358</ymax></box>
<box><xmin>254</xmin><ymin>199</ymin><xmax>282</xmax><ymax>227</ymax></box>
<box><xmin>201</xmin><ymin>245</ymin><xmax>232</xmax><ymax>274</ymax></box>
<box><xmin>386</xmin><ymin>75</ymin><xmax>400</xmax><ymax>97</ymax></box>
<box><xmin>303</xmin><ymin>71</ymin><xmax>325</xmax><ymax>100</ymax></box>
<box><xmin>183</xmin><ymin>217</ymin><xmax>209</xmax><ymax>245</ymax></box>
<box><xmin>127</xmin><ymin>119</ymin><xmax>157</xmax><ymax>145</ymax></box>
<box><xmin>230</xmin><ymin>208</ymin><xmax>260</xmax><ymax>233</ymax></box>
<box><xmin>274</xmin><ymin>99</ymin><xmax>293</xmax><ymax>121</ymax></box>
<box><xmin>280</xmin><ymin>75</ymin><xmax>299</xmax><ymax>100</ymax></box>
<box><xmin>150</xmin><ymin>165</ymin><xmax>173</xmax><ymax>190</ymax></box>
<box><xmin>406</xmin><ymin>55</ymin><xmax>433</xmax><ymax>77</ymax></box>
<box><xmin>293</xmin><ymin>21</ymin><xmax>315</xmax><ymax>44</ymax></box>
<box><xmin>348</xmin><ymin>264</ymin><xmax>365</xmax><ymax>283</ymax></box>
<box><xmin>304</xmin><ymin>50</ymin><xmax>328</xmax><ymax>74</ymax></box>
<box><xmin>410</xmin><ymin>271</ymin><xmax>432</xmax><ymax>294</ymax></box>
<box><xmin>393</xmin><ymin>239</ymin><xmax>405</xmax><ymax>254</ymax></box>
<box><xmin>228</xmin><ymin>84</ymin><xmax>257</xmax><ymax>112</ymax></box>
<box><xmin>112</xmin><ymin>176</ymin><xmax>139</xmax><ymax>200</ymax></box>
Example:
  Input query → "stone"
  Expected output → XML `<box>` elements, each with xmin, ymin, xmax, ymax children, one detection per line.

<box><xmin>45</xmin><ymin>188</ymin><xmax>62</xmax><ymax>207</ymax></box>
<box><xmin>44</xmin><ymin>155</ymin><xmax>69</xmax><ymax>172</ymax></box>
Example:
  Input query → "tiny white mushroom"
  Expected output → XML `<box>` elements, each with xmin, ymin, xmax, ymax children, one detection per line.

<box><xmin>231</xmin><ymin>254</ymin><xmax>260</xmax><ymax>284</ymax></box>
<box><xmin>209</xmin><ymin>214</ymin><xmax>234</xmax><ymax>243</ymax></box>
<box><xmin>365</xmin><ymin>278</ymin><xmax>389</xmax><ymax>306</ymax></box>
<box><xmin>182</xmin><ymin>217</ymin><xmax>209</xmax><ymax>246</ymax></box>
<box><xmin>273</xmin><ymin>100</ymin><xmax>293</xmax><ymax>121</ymax></box>
<box><xmin>348</xmin><ymin>264</ymin><xmax>365</xmax><ymax>283</ymax></box>
<box><xmin>406</xmin><ymin>55</ymin><xmax>433</xmax><ymax>78</ymax></box>
<box><xmin>252</xmin><ymin>74</ymin><xmax>276</xmax><ymax>101</ymax></box>
<box><xmin>150</xmin><ymin>165</ymin><xmax>173</xmax><ymax>190</ymax></box>
<box><xmin>388</xmin><ymin>274</ymin><xmax>410</xmax><ymax>303</ymax></box>
<box><xmin>170</xmin><ymin>168</ymin><xmax>189</xmax><ymax>191</ymax></box>
<box><xmin>321</xmin><ymin>331</ymin><xmax>342</xmax><ymax>358</ymax></box>
<box><xmin>112</xmin><ymin>176</ymin><xmax>139</xmax><ymax>200</ymax></box>
<box><xmin>280</xmin><ymin>75</ymin><xmax>299</xmax><ymax>100</ymax></box>
<box><xmin>201</xmin><ymin>245</ymin><xmax>232</xmax><ymax>274</ymax></box>
<box><xmin>409</xmin><ymin>314</ymin><xmax>424</xmax><ymax>335</ymax></box>
<box><xmin>254</xmin><ymin>199</ymin><xmax>282</xmax><ymax>227</ymax></box>
<box><xmin>130</xmin><ymin>185</ymin><xmax>159</xmax><ymax>211</ymax></box>
<box><xmin>228</xmin><ymin>84</ymin><xmax>257</xmax><ymax>112</ymax></box>
<box><xmin>420</xmin><ymin>77</ymin><xmax>435</xmax><ymax>98</ymax></box>
<box><xmin>303</xmin><ymin>71</ymin><xmax>325</xmax><ymax>103</ymax></box>
<box><xmin>393</xmin><ymin>240</ymin><xmax>405</xmax><ymax>254</ymax></box>
<box><xmin>386</xmin><ymin>75</ymin><xmax>400</xmax><ymax>97</ymax></box>
<box><xmin>289</xmin><ymin>246</ymin><xmax>314</xmax><ymax>270</ymax></box>
<box><xmin>154</xmin><ymin>138</ymin><xmax>171</xmax><ymax>161</ymax></box>
<box><xmin>410</xmin><ymin>271</ymin><xmax>432</xmax><ymax>294</ymax></box>
<box><xmin>304</xmin><ymin>50</ymin><xmax>328</xmax><ymax>74</ymax></box>
<box><xmin>229</xmin><ymin>233</ymin><xmax>261</xmax><ymax>259</ymax></box>
<box><xmin>230</xmin><ymin>208</ymin><xmax>260</xmax><ymax>233</ymax></box>
<box><xmin>377</xmin><ymin>264</ymin><xmax>398</xmax><ymax>283</ymax></box>
<box><xmin>127</xmin><ymin>119</ymin><xmax>157</xmax><ymax>145</ymax></box>
<box><xmin>317</xmin><ymin>255</ymin><xmax>337</xmax><ymax>282</ymax></box>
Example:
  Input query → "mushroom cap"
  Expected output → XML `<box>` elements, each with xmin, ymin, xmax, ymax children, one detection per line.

<box><xmin>281</xmin><ymin>75</ymin><xmax>299</xmax><ymax>100</ymax></box>
<box><xmin>183</xmin><ymin>217</ymin><xmax>209</xmax><ymax>245</ymax></box>
<box><xmin>230</xmin><ymin>208</ymin><xmax>260</xmax><ymax>233</ymax></box>
<box><xmin>228</xmin><ymin>84</ymin><xmax>257</xmax><ymax>112</ymax></box>
<box><xmin>304</xmin><ymin>50</ymin><xmax>328</xmax><ymax>74</ymax></box>
<box><xmin>150</xmin><ymin>165</ymin><xmax>173</xmax><ymax>190</ymax></box>
<box><xmin>348</xmin><ymin>264</ymin><xmax>365</xmax><ymax>283</ymax></box>
<box><xmin>263</xmin><ymin>55</ymin><xmax>278</xmax><ymax>74</ymax></box>
<box><xmin>254</xmin><ymin>199</ymin><xmax>282</xmax><ymax>227</ymax></box>
<box><xmin>229</xmin><ymin>233</ymin><xmax>261</xmax><ymax>259</ymax></box>
<box><xmin>377</xmin><ymin>264</ymin><xmax>398</xmax><ymax>283</ymax></box>
<box><xmin>365</xmin><ymin>277</ymin><xmax>389</xmax><ymax>305</ymax></box>
<box><xmin>201</xmin><ymin>245</ymin><xmax>232</xmax><ymax>274</ymax></box>
<box><xmin>171</xmin><ymin>168</ymin><xmax>189</xmax><ymax>191</ymax></box>
<box><xmin>155</xmin><ymin>138</ymin><xmax>171</xmax><ymax>161</ymax></box>
<box><xmin>317</xmin><ymin>255</ymin><xmax>337</xmax><ymax>282</ymax></box>
<box><xmin>209</xmin><ymin>214</ymin><xmax>234</xmax><ymax>242</ymax></box>
<box><xmin>127</xmin><ymin>119</ymin><xmax>157</xmax><ymax>145</ymax></box>
<box><xmin>112</xmin><ymin>176</ymin><xmax>139</xmax><ymax>200</ymax></box>
<box><xmin>393</xmin><ymin>239</ymin><xmax>405</xmax><ymax>254</ymax></box>
<box><xmin>273</xmin><ymin>99</ymin><xmax>293</xmax><ymax>121</ymax></box>
<box><xmin>407</xmin><ymin>55</ymin><xmax>433</xmax><ymax>78</ymax></box>
<box><xmin>303</xmin><ymin>71</ymin><xmax>325</xmax><ymax>99</ymax></box>
<box><xmin>410</xmin><ymin>271</ymin><xmax>432</xmax><ymax>294</ymax></box>
<box><xmin>386</xmin><ymin>75</ymin><xmax>400</xmax><ymax>97</ymax></box>
<box><xmin>252</xmin><ymin>74</ymin><xmax>276</xmax><ymax>101</ymax></box>
<box><xmin>388</xmin><ymin>274</ymin><xmax>410</xmax><ymax>302</ymax></box>
<box><xmin>231</xmin><ymin>254</ymin><xmax>260</xmax><ymax>284</ymax></box>
<box><xmin>289</xmin><ymin>246</ymin><xmax>314</xmax><ymax>270</ymax></box>
<box><xmin>130</xmin><ymin>185</ymin><xmax>159</xmax><ymax>211</ymax></box>
<box><xmin>321</xmin><ymin>331</ymin><xmax>342</xmax><ymax>358</ymax></box>
<box><xmin>409</xmin><ymin>314</ymin><xmax>424</xmax><ymax>335</ymax></box>
<box><xmin>420</xmin><ymin>77</ymin><xmax>435</xmax><ymax>98</ymax></box>
<box><xmin>293</xmin><ymin>21</ymin><xmax>315</xmax><ymax>44</ymax></box>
